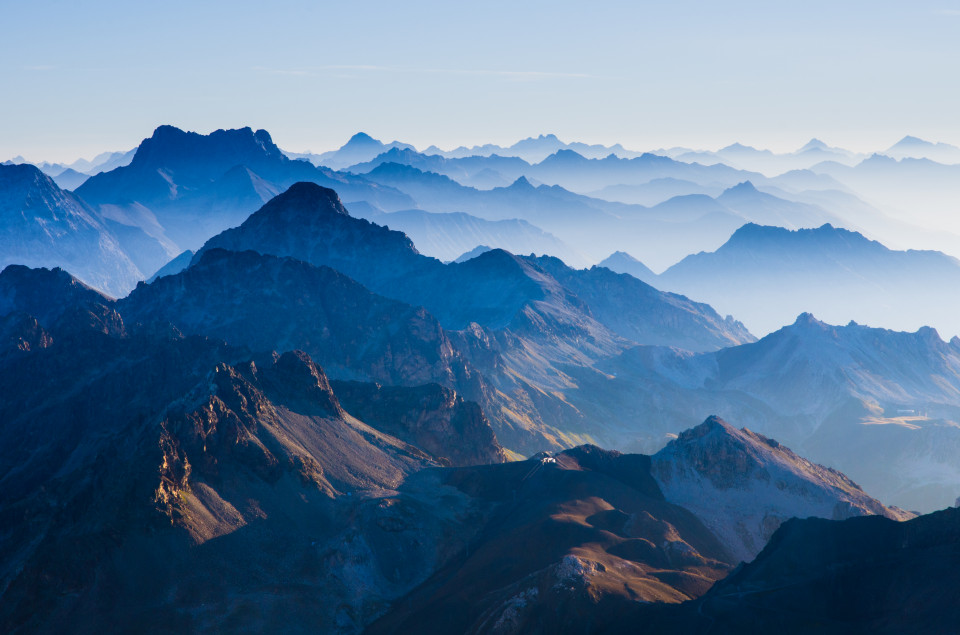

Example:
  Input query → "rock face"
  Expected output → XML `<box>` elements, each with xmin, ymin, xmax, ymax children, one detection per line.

<box><xmin>0</xmin><ymin>288</ymin><xmax>494</xmax><ymax>634</ymax></box>
<box><xmin>651</xmin><ymin>416</ymin><xmax>912</xmax><ymax>562</ymax></box>
<box><xmin>156</xmin><ymin>351</ymin><xmax>434</xmax><ymax>534</ymax></box>
<box><xmin>120</xmin><ymin>248</ymin><xmax>477</xmax><ymax>390</ymax></box>
<box><xmin>0</xmin><ymin>163</ymin><xmax>146</xmax><ymax>296</ymax></box>
<box><xmin>369</xmin><ymin>446</ymin><xmax>735</xmax><ymax>635</ymax></box>
<box><xmin>0</xmin><ymin>264</ymin><xmax>126</xmax><ymax>344</ymax></box>
<box><xmin>0</xmin><ymin>264</ymin><xmax>114</xmax><ymax>327</ymax></box>
<box><xmin>0</xmin><ymin>279</ymin><xmax>916</xmax><ymax>635</ymax></box>
<box><xmin>331</xmin><ymin>381</ymin><xmax>507</xmax><ymax>467</ymax></box>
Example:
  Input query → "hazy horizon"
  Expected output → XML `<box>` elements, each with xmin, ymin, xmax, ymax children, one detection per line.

<box><xmin>3</xmin><ymin>0</ymin><xmax>960</xmax><ymax>162</ymax></box>
<box><xmin>5</xmin><ymin>126</ymin><xmax>959</xmax><ymax>167</ymax></box>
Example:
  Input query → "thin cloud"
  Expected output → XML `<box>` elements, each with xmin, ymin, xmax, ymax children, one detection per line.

<box><xmin>251</xmin><ymin>66</ymin><xmax>310</xmax><ymax>76</ymax></box>
<box><xmin>934</xmin><ymin>8</ymin><xmax>960</xmax><ymax>15</ymax></box>
<box><xmin>252</xmin><ymin>65</ymin><xmax>611</xmax><ymax>81</ymax></box>
<box><xmin>23</xmin><ymin>65</ymin><xmax>56</xmax><ymax>71</ymax></box>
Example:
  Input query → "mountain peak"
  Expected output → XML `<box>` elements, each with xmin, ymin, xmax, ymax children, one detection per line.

<box><xmin>720</xmin><ymin>142</ymin><xmax>756</xmax><ymax>152</ymax></box>
<box><xmin>653</xmin><ymin>415</ymin><xmax>908</xmax><ymax>561</ymax></box>
<box><xmin>597</xmin><ymin>251</ymin><xmax>657</xmax><ymax>284</ymax></box>
<box><xmin>509</xmin><ymin>175</ymin><xmax>535</xmax><ymax>189</ymax></box>
<box><xmin>452</xmin><ymin>245</ymin><xmax>493</xmax><ymax>263</ymax></box>
<box><xmin>677</xmin><ymin>415</ymin><xmax>738</xmax><ymax>442</ymax></box>
<box><xmin>0</xmin><ymin>162</ymin><xmax>56</xmax><ymax>194</ymax></box>
<box><xmin>150</xmin><ymin>124</ymin><xmax>186</xmax><ymax>139</ymax></box>
<box><xmin>722</xmin><ymin>180</ymin><xmax>759</xmax><ymax>195</ymax></box>
<box><xmin>259</xmin><ymin>181</ymin><xmax>349</xmax><ymax>218</ymax></box>
<box><xmin>543</xmin><ymin>149</ymin><xmax>587</xmax><ymax>163</ymax></box>
<box><xmin>725</xmin><ymin>222</ymin><xmax>855</xmax><ymax>247</ymax></box>
<box><xmin>800</xmin><ymin>138</ymin><xmax>828</xmax><ymax>151</ymax></box>
<box><xmin>727</xmin><ymin>222</ymin><xmax>774</xmax><ymax>240</ymax></box>
<box><xmin>131</xmin><ymin>125</ymin><xmax>285</xmax><ymax>169</ymax></box>
<box><xmin>893</xmin><ymin>135</ymin><xmax>926</xmax><ymax>146</ymax></box>
<box><xmin>367</xmin><ymin>161</ymin><xmax>426</xmax><ymax>179</ymax></box>
<box><xmin>265</xmin><ymin>350</ymin><xmax>344</xmax><ymax>417</ymax></box>
<box><xmin>0</xmin><ymin>264</ymin><xmax>114</xmax><ymax>328</ymax></box>
<box><xmin>793</xmin><ymin>312</ymin><xmax>825</xmax><ymax>328</ymax></box>
<box><xmin>345</xmin><ymin>132</ymin><xmax>380</xmax><ymax>146</ymax></box>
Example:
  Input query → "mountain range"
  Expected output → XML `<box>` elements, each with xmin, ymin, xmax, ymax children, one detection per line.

<box><xmin>75</xmin><ymin>125</ymin><xmax>414</xmax><ymax>258</ymax></box>
<box><xmin>591</xmin><ymin>312</ymin><xmax>960</xmax><ymax>511</ymax></box>
<box><xmin>356</xmin><ymin>161</ymin><xmax>855</xmax><ymax>268</ymax></box>
<box><xmin>7</xmin><ymin>124</ymin><xmax>960</xmax><ymax>632</ymax></box>
<box><xmin>188</xmin><ymin>182</ymin><xmax>753</xmax><ymax>452</ymax></box>
<box><xmin>165</xmin><ymin>182</ymin><xmax>960</xmax><ymax>510</ymax></box>
<box><xmin>0</xmin><ymin>272</ymin><xmax>908</xmax><ymax>632</ymax></box>
<box><xmin>655</xmin><ymin>222</ymin><xmax>960</xmax><ymax>337</ymax></box>
<box><xmin>286</xmin><ymin>131</ymin><xmax>416</xmax><ymax>171</ymax></box>
<box><xmin>347</xmin><ymin>203</ymin><xmax>590</xmax><ymax>267</ymax></box>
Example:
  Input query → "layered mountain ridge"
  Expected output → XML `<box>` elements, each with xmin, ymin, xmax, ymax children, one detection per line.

<box><xmin>0</xmin><ymin>233</ymin><xmax>938</xmax><ymax>634</ymax></box>
<box><xmin>0</xmin><ymin>164</ymin><xmax>147</xmax><ymax>297</ymax></box>
<box><xmin>657</xmin><ymin>222</ymin><xmax>960</xmax><ymax>336</ymax></box>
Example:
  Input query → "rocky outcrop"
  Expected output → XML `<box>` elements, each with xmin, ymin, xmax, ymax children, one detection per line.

<box><xmin>0</xmin><ymin>308</ymin><xmax>474</xmax><ymax>634</ymax></box>
<box><xmin>331</xmin><ymin>380</ymin><xmax>507</xmax><ymax>466</ymax></box>
<box><xmin>156</xmin><ymin>351</ymin><xmax>434</xmax><ymax>542</ymax></box>
<box><xmin>119</xmin><ymin>248</ymin><xmax>479</xmax><ymax>391</ymax></box>
<box><xmin>370</xmin><ymin>446</ymin><xmax>734</xmax><ymax>635</ymax></box>
<box><xmin>651</xmin><ymin>416</ymin><xmax>913</xmax><ymax>562</ymax></box>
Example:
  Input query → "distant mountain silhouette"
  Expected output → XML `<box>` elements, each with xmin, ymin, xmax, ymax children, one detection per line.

<box><xmin>669</xmin><ymin>139</ymin><xmax>866</xmax><ymax>175</ymax></box>
<box><xmin>658</xmin><ymin>222</ymin><xmax>960</xmax><ymax>336</ymax></box>
<box><xmin>0</xmin><ymin>164</ymin><xmax>148</xmax><ymax>296</ymax></box>
<box><xmin>599</xmin><ymin>251</ymin><xmax>657</xmax><ymax>283</ymax></box>
<box><xmin>75</xmin><ymin>125</ymin><xmax>414</xmax><ymax>252</ymax></box>
<box><xmin>350</xmin><ymin>204</ymin><xmax>589</xmax><ymax>267</ymax></box>
<box><xmin>811</xmin><ymin>154</ymin><xmax>960</xmax><ymax>232</ymax></box>
<box><xmin>49</xmin><ymin>167</ymin><xmax>89</xmax><ymax>190</ymax></box>
<box><xmin>430</xmin><ymin>132</ymin><xmax>641</xmax><ymax>163</ymax></box>
<box><xmin>885</xmin><ymin>135</ymin><xmax>960</xmax><ymax>163</ymax></box>
<box><xmin>145</xmin><ymin>249</ymin><xmax>194</xmax><ymax>283</ymax></box>
<box><xmin>287</xmin><ymin>131</ymin><xmax>415</xmax><ymax>170</ymax></box>
<box><xmin>602</xmin><ymin>312</ymin><xmax>960</xmax><ymax>511</ymax></box>
<box><xmin>453</xmin><ymin>244</ymin><xmax>494</xmax><ymax>263</ymax></box>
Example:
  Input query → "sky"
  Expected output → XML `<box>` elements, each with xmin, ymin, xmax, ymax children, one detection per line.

<box><xmin>2</xmin><ymin>0</ymin><xmax>960</xmax><ymax>162</ymax></box>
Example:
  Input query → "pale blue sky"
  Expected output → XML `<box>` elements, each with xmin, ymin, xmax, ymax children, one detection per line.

<box><xmin>3</xmin><ymin>0</ymin><xmax>959</xmax><ymax>162</ymax></box>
